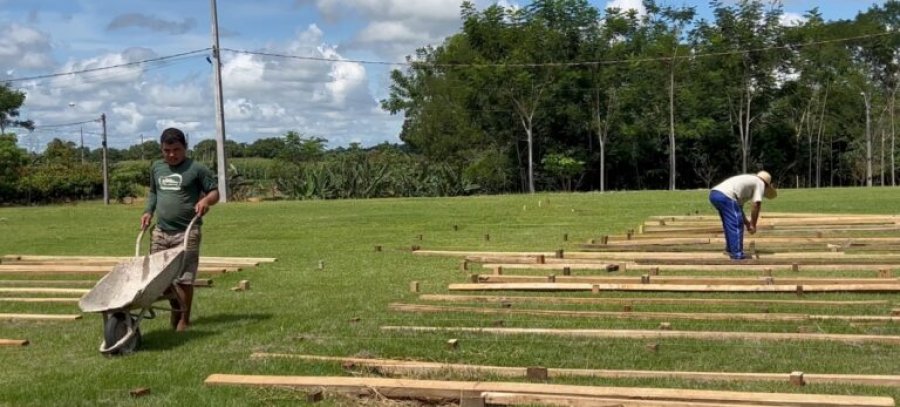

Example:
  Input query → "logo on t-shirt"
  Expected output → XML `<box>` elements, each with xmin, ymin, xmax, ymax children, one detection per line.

<box><xmin>159</xmin><ymin>174</ymin><xmax>183</xmax><ymax>191</ymax></box>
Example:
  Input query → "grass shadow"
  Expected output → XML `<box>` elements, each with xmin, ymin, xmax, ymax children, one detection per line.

<box><xmin>137</xmin><ymin>313</ymin><xmax>272</xmax><ymax>352</ymax></box>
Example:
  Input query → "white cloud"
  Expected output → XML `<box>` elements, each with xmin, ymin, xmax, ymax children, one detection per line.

<box><xmin>605</xmin><ymin>0</ymin><xmax>646</xmax><ymax>16</ymax></box>
<box><xmin>0</xmin><ymin>23</ymin><xmax>54</xmax><ymax>70</ymax></box>
<box><xmin>779</xmin><ymin>12</ymin><xmax>807</xmax><ymax>27</ymax></box>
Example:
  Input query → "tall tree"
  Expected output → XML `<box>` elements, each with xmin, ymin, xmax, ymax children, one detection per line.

<box><xmin>0</xmin><ymin>83</ymin><xmax>33</xmax><ymax>134</ymax></box>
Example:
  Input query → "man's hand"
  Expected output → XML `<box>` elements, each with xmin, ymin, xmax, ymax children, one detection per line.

<box><xmin>747</xmin><ymin>224</ymin><xmax>757</xmax><ymax>234</ymax></box>
<box><xmin>140</xmin><ymin>213</ymin><xmax>153</xmax><ymax>230</ymax></box>
<box><xmin>195</xmin><ymin>199</ymin><xmax>211</xmax><ymax>216</ymax></box>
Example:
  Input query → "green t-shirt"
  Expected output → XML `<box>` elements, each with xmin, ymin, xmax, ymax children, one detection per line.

<box><xmin>144</xmin><ymin>158</ymin><xmax>217</xmax><ymax>231</ymax></box>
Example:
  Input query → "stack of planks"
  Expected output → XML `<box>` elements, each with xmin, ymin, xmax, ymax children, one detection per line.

<box><xmin>0</xmin><ymin>254</ymin><xmax>276</xmax><ymax>327</ymax></box>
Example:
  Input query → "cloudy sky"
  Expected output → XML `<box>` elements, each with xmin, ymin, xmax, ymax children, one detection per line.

<box><xmin>0</xmin><ymin>0</ymin><xmax>885</xmax><ymax>152</ymax></box>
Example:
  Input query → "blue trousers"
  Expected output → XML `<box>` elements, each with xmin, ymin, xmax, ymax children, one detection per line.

<box><xmin>709</xmin><ymin>190</ymin><xmax>745</xmax><ymax>259</ymax></box>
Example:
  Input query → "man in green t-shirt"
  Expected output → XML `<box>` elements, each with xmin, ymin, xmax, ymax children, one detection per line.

<box><xmin>140</xmin><ymin>128</ymin><xmax>219</xmax><ymax>332</ymax></box>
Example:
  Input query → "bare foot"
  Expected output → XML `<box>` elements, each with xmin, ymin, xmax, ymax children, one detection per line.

<box><xmin>176</xmin><ymin>319</ymin><xmax>190</xmax><ymax>332</ymax></box>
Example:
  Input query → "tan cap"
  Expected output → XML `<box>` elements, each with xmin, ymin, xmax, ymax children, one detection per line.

<box><xmin>757</xmin><ymin>171</ymin><xmax>777</xmax><ymax>199</ymax></box>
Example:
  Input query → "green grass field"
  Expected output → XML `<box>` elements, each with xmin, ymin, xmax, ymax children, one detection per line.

<box><xmin>1</xmin><ymin>188</ymin><xmax>900</xmax><ymax>406</ymax></box>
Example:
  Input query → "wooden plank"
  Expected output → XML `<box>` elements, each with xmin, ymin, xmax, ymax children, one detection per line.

<box><xmin>649</xmin><ymin>218</ymin><xmax>899</xmax><ymax>227</ymax></box>
<box><xmin>0</xmin><ymin>297</ymin><xmax>80</xmax><ymax>303</ymax></box>
<box><xmin>448</xmin><ymin>283</ymin><xmax>900</xmax><ymax>293</ymax></box>
<box><xmin>418</xmin><ymin>294</ymin><xmax>892</xmax><ymax>307</ymax></box>
<box><xmin>0</xmin><ymin>279</ymin><xmax>94</xmax><ymax>286</ymax></box>
<box><xmin>0</xmin><ymin>287</ymin><xmax>89</xmax><ymax>294</ymax></box>
<box><xmin>633</xmin><ymin>257</ymin><xmax>900</xmax><ymax>266</ymax></box>
<box><xmin>416</xmin><ymin>250</ymin><xmax>555</xmax><ymax>258</ymax></box>
<box><xmin>4</xmin><ymin>259</ymin><xmax>256</xmax><ymax>267</ymax></box>
<box><xmin>381</xmin><ymin>325</ymin><xmax>900</xmax><ymax>346</ymax></box>
<box><xmin>482</xmin><ymin>263</ymin><xmax>900</xmax><ymax>272</ymax></box>
<box><xmin>0</xmin><ymin>265</ymin><xmax>234</xmax><ymax>274</ymax></box>
<box><xmin>605</xmin><ymin>236</ymin><xmax>900</xmax><ymax>245</ymax></box>
<box><xmin>2</xmin><ymin>255</ymin><xmax>275</xmax><ymax>264</ymax></box>
<box><xmin>0</xmin><ymin>313</ymin><xmax>82</xmax><ymax>321</ymax></box>
<box><xmin>0</xmin><ymin>339</ymin><xmax>29</xmax><ymax>346</ymax></box>
<box><xmin>251</xmin><ymin>353</ymin><xmax>900</xmax><ymax>388</ymax></box>
<box><xmin>483</xmin><ymin>392</ymin><xmax>767</xmax><ymax>407</ymax></box>
<box><xmin>389</xmin><ymin>303</ymin><xmax>900</xmax><ymax>323</ymax></box>
<box><xmin>642</xmin><ymin>225</ymin><xmax>900</xmax><ymax>234</ymax></box>
<box><xmin>472</xmin><ymin>274</ymin><xmax>898</xmax><ymax>286</ymax></box>
<box><xmin>204</xmin><ymin>374</ymin><xmax>895</xmax><ymax>407</ymax></box>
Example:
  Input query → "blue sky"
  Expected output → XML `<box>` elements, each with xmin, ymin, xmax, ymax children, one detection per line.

<box><xmin>0</xmin><ymin>0</ymin><xmax>887</xmax><ymax>152</ymax></box>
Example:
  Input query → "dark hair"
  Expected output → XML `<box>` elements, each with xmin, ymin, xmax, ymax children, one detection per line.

<box><xmin>160</xmin><ymin>128</ymin><xmax>187</xmax><ymax>147</ymax></box>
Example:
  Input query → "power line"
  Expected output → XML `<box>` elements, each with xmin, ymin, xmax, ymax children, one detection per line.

<box><xmin>32</xmin><ymin>118</ymin><xmax>101</xmax><ymax>129</ymax></box>
<box><xmin>3</xmin><ymin>48</ymin><xmax>211</xmax><ymax>83</ymax></box>
<box><xmin>222</xmin><ymin>31</ymin><xmax>898</xmax><ymax>69</ymax></box>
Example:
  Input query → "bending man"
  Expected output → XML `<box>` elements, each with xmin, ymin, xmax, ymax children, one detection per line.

<box><xmin>708</xmin><ymin>171</ymin><xmax>777</xmax><ymax>260</ymax></box>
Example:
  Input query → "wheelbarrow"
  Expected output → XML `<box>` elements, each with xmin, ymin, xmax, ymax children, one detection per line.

<box><xmin>78</xmin><ymin>216</ymin><xmax>199</xmax><ymax>355</ymax></box>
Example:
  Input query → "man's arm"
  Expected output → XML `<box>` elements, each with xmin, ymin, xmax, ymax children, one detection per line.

<box><xmin>140</xmin><ymin>167</ymin><xmax>157</xmax><ymax>229</ymax></box>
<box><xmin>747</xmin><ymin>201</ymin><xmax>762</xmax><ymax>234</ymax></box>
<box><xmin>195</xmin><ymin>189</ymin><xmax>219</xmax><ymax>216</ymax></box>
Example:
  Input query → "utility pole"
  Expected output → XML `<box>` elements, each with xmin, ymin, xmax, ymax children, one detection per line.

<box><xmin>100</xmin><ymin>113</ymin><xmax>109</xmax><ymax>205</ymax></box>
<box><xmin>79</xmin><ymin>126</ymin><xmax>84</xmax><ymax>164</ymax></box>
<box><xmin>862</xmin><ymin>91</ymin><xmax>872</xmax><ymax>187</ymax></box>
<box><xmin>209</xmin><ymin>0</ymin><xmax>229</xmax><ymax>202</ymax></box>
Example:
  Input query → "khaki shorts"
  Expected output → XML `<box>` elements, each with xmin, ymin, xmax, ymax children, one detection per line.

<box><xmin>150</xmin><ymin>226</ymin><xmax>201</xmax><ymax>284</ymax></box>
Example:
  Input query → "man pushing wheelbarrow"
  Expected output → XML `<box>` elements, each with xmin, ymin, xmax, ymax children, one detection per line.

<box><xmin>79</xmin><ymin>128</ymin><xmax>218</xmax><ymax>354</ymax></box>
<box><xmin>140</xmin><ymin>127</ymin><xmax>220</xmax><ymax>332</ymax></box>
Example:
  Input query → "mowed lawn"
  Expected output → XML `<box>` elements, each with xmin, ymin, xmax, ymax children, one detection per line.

<box><xmin>1</xmin><ymin>188</ymin><xmax>900</xmax><ymax>406</ymax></box>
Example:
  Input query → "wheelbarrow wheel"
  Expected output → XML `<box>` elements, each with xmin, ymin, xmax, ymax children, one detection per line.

<box><xmin>103</xmin><ymin>312</ymin><xmax>141</xmax><ymax>355</ymax></box>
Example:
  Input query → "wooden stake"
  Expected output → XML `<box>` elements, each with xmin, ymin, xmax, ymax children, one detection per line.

<box><xmin>645</xmin><ymin>343</ymin><xmax>659</xmax><ymax>352</ymax></box>
<box><xmin>453</xmin><ymin>225</ymin><xmax>459</xmax><ymax>231</ymax></box>
<box><xmin>600</xmin><ymin>235</ymin><xmax>609</xmax><ymax>245</ymax></box>
<box><xmin>409</xmin><ymin>281</ymin><xmax>420</xmax><ymax>293</ymax></box>
<box><xmin>547</xmin><ymin>274</ymin><xmax>556</xmax><ymax>283</ymax></box>
<box><xmin>641</xmin><ymin>274</ymin><xmax>650</xmax><ymax>284</ymax></box>
<box><xmin>879</xmin><ymin>269</ymin><xmax>891</xmax><ymax>278</ymax></box>
<box><xmin>492</xmin><ymin>266</ymin><xmax>503</xmax><ymax>276</ymax></box>
<box><xmin>535</xmin><ymin>255</ymin><xmax>545</xmax><ymax>264</ymax></box>
<box><xmin>0</xmin><ymin>339</ymin><xmax>29</xmax><ymax>346</ymax></box>
<box><xmin>554</xmin><ymin>249</ymin><xmax>564</xmax><ymax>259</ymax></box>
<box><xmin>562</xmin><ymin>267</ymin><xmax>571</xmax><ymax>276</ymax></box>
<box><xmin>591</xmin><ymin>284</ymin><xmax>599</xmax><ymax>294</ymax></box>
<box><xmin>460</xmin><ymin>260</ymin><xmax>469</xmax><ymax>271</ymax></box>
<box><xmin>485</xmin><ymin>234</ymin><xmax>490</xmax><ymax>241</ymax></box>
<box><xmin>230</xmin><ymin>280</ymin><xmax>250</xmax><ymax>292</ymax></box>
<box><xmin>792</xmin><ymin>263</ymin><xmax>800</xmax><ymax>272</ymax></box>
<box><xmin>525</xmin><ymin>367</ymin><xmax>548</xmax><ymax>382</ymax></box>
<box><xmin>649</xmin><ymin>267</ymin><xmax>659</xmax><ymax>276</ymax></box>
<box><xmin>623</xmin><ymin>305</ymin><xmax>633</xmax><ymax>313</ymax></box>
<box><xmin>306</xmin><ymin>389</ymin><xmax>324</xmax><ymax>403</ymax></box>
<box><xmin>130</xmin><ymin>387</ymin><xmax>151</xmax><ymax>398</ymax></box>
<box><xmin>658</xmin><ymin>322</ymin><xmax>672</xmax><ymax>330</ymax></box>
<box><xmin>375</xmin><ymin>245</ymin><xmax>382</xmax><ymax>252</ymax></box>
<box><xmin>563</xmin><ymin>233</ymin><xmax>568</xmax><ymax>242</ymax></box>
<box><xmin>790</xmin><ymin>371</ymin><xmax>806</xmax><ymax>386</ymax></box>
<box><xmin>446</xmin><ymin>339</ymin><xmax>459</xmax><ymax>350</ymax></box>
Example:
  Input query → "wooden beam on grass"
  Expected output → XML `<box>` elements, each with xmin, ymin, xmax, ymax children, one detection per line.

<box><xmin>414</xmin><ymin>250</ymin><xmax>554</xmax><ymax>258</ymax></box>
<box><xmin>2</xmin><ymin>254</ymin><xmax>275</xmax><ymax>264</ymax></box>
<box><xmin>633</xmin><ymin>257</ymin><xmax>900</xmax><ymax>266</ymax></box>
<box><xmin>482</xmin><ymin>262</ymin><xmax>900</xmax><ymax>273</ymax></box>
<box><xmin>0</xmin><ymin>287</ymin><xmax>89</xmax><ymax>294</ymax></box>
<box><xmin>251</xmin><ymin>353</ymin><xmax>900</xmax><ymax>388</ymax></box>
<box><xmin>448</xmin><ymin>282</ymin><xmax>900</xmax><ymax>293</ymax></box>
<box><xmin>381</xmin><ymin>325</ymin><xmax>900</xmax><ymax>346</ymax></box>
<box><xmin>389</xmin><ymin>303</ymin><xmax>900</xmax><ymax>323</ymax></box>
<box><xmin>4</xmin><ymin>258</ymin><xmax>255</xmax><ymax>268</ymax></box>
<box><xmin>418</xmin><ymin>294</ymin><xmax>891</xmax><ymax>307</ymax></box>
<box><xmin>0</xmin><ymin>339</ymin><xmax>29</xmax><ymax>346</ymax></box>
<box><xmin>0</xmin><ymin>279</ymin><xmax>95</xmax><ymax>286</ymax></box>
<box><xmin>204</xmin><ymin>374</ymin><xmax>895</xmax><ymax>407</ymax></box>
<box><xmin>0</xmin><ymin>297</ymin><xmax>80</xmax><ymax>303</ymax></box>
<box><xmin>472</xmin><ymin>274</ymin><xmax>898</xmax><ymax>286</ymax></box>
<box><xmin>0</xmin><ymin>313</ymin><xmax>82</xmax><ymax>321</ymax></box>
<box><xmin>0</xmin><ymin>265</ymin><xmax>233</xmax><ymax>275</ymax></box>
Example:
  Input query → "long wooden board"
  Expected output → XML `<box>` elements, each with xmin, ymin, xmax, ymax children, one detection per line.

<box><xmin>0</xmin><ymin>339</ymin><xmax>28</xmax><ymax>346</ymax></box>
<box><xmin>2</xmin><ymin>254</ymin><xmax>276</xmax><ymax>263</ymax></box>
<box><xmin>602</xmin><ymin>236</ymin><xmax>900</xmax><ymax>245</ymax></box>
<box><xmin>647</xmin><ymin>218</ymin><xmax>899</xmax><ymax>227</ymax></box>
<box><xmin>482</xmin><ymin>392</ymin><xmax>771</xmax><ymax>406</ymax></box>
<box><xmin>389</xmin><ymin>303</ymin><xmax>900</xmax><ymax>323</ymax></box>
<box><xmin>381</xmin><ymin>325</ymin><xmax>900</xmax><ymax>345</ymax></box>
<box><xmin>0</xmin><ymin>279</ymin><xmax>95</xmax><ymax>286</ymax></box>
<box><xmin>0</xmin><ymin>287</ymin><xmax>89</xmax><ymax>294</ymax></box>
<box><xmin>483</xmin><ymin>263</ymin><xmax>900</xmax><ymax>272</ymax></box>
<box><xmin>0</xmin><ymin>265</ymin><xmax>235</xmax><ymax>274</ymax></box>
<box><xmin>204</xmin><ymin>374</ymin><xmax>895</xmax><ymax>406</ymax></box>
<box><xmin>473</xmin><ymin>274</ymin><xmax>898</xmax><ymax>286</ymax></box>
<box><xmin>0</xmin><ymin>313</ymin><xmax>82</xmax><ymax>321</ymax></box>
<box><xmin>633</xmin><ymin>257</ymin><xmax>900</xmax><ymax>266</ymax></box>
<box><xmin>0</xmin><ymin>297</ymin><xmax>80</xmax><ymax>303</ymax></box>
<box><xmin>448</xmin><ymin>282</ymin><xmax>900</xmax><ymax>293</ymax></box>
<box><xmin>418</xmin><ymin>294</ymin><xmax>892</xmax><ymax>307</ymax></box>
<box><xmin>249</xmin><ymin>353</ymin><xmax>900</xmax><ymax>388</ymax></box>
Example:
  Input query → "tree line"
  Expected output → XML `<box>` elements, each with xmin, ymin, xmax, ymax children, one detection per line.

<box><xmin>2</xmin><ymin>0</ymin><xmax>898</xmax><ymax>204</ymax></box>
<box><xmin>383</xmin><ymin>0</ymin><xmax>900</xmax><ymax>192</ymax></box>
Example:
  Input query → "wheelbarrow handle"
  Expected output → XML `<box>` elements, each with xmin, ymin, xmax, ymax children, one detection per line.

<box><xmin>134</xmin><ymin>215</ymin><xmax>202</xmax><ymax>257</ymax></box>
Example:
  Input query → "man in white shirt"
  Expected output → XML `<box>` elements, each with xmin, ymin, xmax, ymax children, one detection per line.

<box><xmin>709</xmin><ymin>171</ymin><xmax>777</xmax><ymax>259</ymax></box>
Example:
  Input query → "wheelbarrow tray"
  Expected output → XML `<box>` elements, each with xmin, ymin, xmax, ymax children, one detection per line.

<box><xmin>79</xmin><ymin>247</ymin><xmax>185</xmax><ymax>313</ymax></box>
